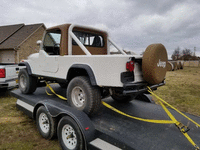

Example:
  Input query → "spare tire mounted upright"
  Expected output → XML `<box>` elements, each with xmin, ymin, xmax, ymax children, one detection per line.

<box><xmin>142</xmin><ymin>44</ymin><xmax>167</xmax><ymax>84</ymax></box>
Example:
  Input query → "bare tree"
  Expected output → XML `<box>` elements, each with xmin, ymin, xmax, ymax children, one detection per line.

<box><xmin>182</xmin><ymin>48</ymin><xmax>192</xmax><ymax>56</ymax></box>
<box><xmin>171</xmin><ymin>47</ymin><xmax>181</xmax><ymax>60</ymax></box>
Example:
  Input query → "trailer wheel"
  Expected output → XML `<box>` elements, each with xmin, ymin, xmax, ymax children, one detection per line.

<box><xmin>18</xmin><ymin>69</ymin><xmax>37</xmax><ymax>94</ymax></box>
<box><xmin>67</xmin><ymin>76</ymin><xmax>101</xmax><ymax>115</ymax></box>
<box><xmin>36</xmin><ymin>106</ymin><xmax>56</xmax><ymax>140</ymax></box>
<box><xmin>58</xmin><ymin>116</ymin><xmax>84</xmax><ymax>150</ymax></box>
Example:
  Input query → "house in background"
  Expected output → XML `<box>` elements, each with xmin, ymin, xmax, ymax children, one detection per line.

<box><xmin>0</xmin><ymin>23</ymin><xmax>46</xmax><ymax>63</ymax></box>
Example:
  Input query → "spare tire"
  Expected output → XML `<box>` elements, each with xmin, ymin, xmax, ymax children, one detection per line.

<box><xmin>142</xmin><ymin>44</ymin><xmax>167</xmax><ymax>84</ymax></box>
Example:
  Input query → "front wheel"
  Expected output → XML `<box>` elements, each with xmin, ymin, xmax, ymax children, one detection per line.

<box><xmin>57</xmin><ymin>116</ymin><xmax>84</xmax><ymax>150</ymax></box>
<box><xmin>67</xmin><ymin>76</ymin><xmax>101</xmax><ymax>115</ymax></box>
<box><xmin>18</xmin><ymin>69</ymin><xmax>37</xmax><ymax>94</ymax></box>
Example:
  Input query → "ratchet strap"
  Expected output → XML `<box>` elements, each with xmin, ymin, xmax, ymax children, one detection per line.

<box><xmin>102</xmin><ymin>87</ymin><xmax>200</xmax><ymax>150</ymax></box>
<box><xmin>147</xmin><ymin>87</ymin><xmax>200</xmax><ymax>150</ymax></box>
<box><xmin>45</xmin><ymin>82</ymin><xmax>199</xmax><ymax>149</ymax></box>
<box><xmin>45</xmin><ymin>82</ymin><xmax>67</xmax><ymax>100</ymax></box>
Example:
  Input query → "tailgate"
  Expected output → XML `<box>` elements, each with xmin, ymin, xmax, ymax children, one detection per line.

<box><xmin>0</xmin><ymin>65</ymin><xmax>19</xmax><ymax>82</ymax></box>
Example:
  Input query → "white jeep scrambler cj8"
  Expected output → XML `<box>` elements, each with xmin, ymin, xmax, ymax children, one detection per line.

<box><xmin>18</xmin><ymin>24</ymin><xmax>167</xmax><ymax>115</ymax></box>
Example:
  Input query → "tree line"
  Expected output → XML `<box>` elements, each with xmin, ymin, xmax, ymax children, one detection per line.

<box><xmin>171</xmin><ymin>47</ymin><xmax>199</xmax><ymax>60</ymax></box>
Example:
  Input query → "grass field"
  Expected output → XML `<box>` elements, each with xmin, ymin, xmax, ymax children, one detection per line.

<box><xmin>0</xmin><ymin>66</ymin><xmax>199</xmax><ymax>149</ymax></box>
<box><xmin>153</xmin><ymin>66</ymin><xmax>200</xmax><ymax>116</ymax></box>
<box><xmin>0</xmin><ymin>91</ymin><xmax>61</xmax><ymax>150</ymax></box>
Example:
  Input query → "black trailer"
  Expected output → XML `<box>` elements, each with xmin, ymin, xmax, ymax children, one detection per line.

<box><xmin>10</xmin><ymin>84</ymin><xmax>200</xmax><ymax>150</ymax></box>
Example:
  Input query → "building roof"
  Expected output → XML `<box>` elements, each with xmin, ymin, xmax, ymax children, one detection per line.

<box><xmin>0</xmin><ymin>23</ymin><xmax>45</xmax><ymax>50</ymax></box>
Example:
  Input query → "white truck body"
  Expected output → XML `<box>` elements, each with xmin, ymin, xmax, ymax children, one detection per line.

<box><xmin>0</xmin><ymin>64</ymin><xmax>19</xmax><ymax>89</ymax></box>
<box><xmin>27</xmin><ymin>50</ymin><xmax>143</xmax><ymax>87</ymax></box>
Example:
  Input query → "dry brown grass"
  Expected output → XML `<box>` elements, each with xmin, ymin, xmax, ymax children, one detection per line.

<box><xmin>0</xmin><ymin>91</ymin><xmax>61</xmax><ymax>150</ymax></box>
<box><xmin>153</xmin><ymin>66</ymin><xmax>200</xmax><ymax>116</ymax></box>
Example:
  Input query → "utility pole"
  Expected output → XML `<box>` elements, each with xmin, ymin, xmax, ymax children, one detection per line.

<box><xmin>194</xmin><ymin>47</ymin><xmax>196</xmax><ymax>56</ymax></box>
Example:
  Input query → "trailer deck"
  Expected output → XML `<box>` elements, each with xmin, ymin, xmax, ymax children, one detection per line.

<box><xmin>10</xmin><ymin>84</ymin><xmax>200</xmax><ymax>150</ymax></box>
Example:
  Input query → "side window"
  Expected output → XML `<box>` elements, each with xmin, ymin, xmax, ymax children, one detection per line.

<box><xmin>43</xmin><ymin>31</ymin><xmax>61</xmax><ymax>55</ymax></box>
<box><xmin>72</xmin><ymin>31</ymin><xmax>104</xmax><ymax>47</ymax></box>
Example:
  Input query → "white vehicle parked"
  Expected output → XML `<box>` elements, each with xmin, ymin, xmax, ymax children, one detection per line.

<box><xmin>18</xmin><ymin>24</ymin><xmax>168</xmax><ymax>115</ymax></box>
<box><xmin>0</xmin><ymin>64</ymin><xmax>20</xmax><ymax>90</ymax></box>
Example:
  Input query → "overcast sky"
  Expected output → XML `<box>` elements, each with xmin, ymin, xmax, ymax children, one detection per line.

<box><xmin>1</xmin><ymin>0</ymin><xmax>200</xmax><ymax>59</ymax></box>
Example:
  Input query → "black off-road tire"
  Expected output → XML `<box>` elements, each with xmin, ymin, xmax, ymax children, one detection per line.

<box><xmin>142</xmin><ymin>44</ymin><xmax>168</xmax><ymax>84</ymax></box>
<box><xmin>36</xmin><ymin>106</ymin><xmax>57</xmax><ymax>140</ymax></box>
<box><xmin>18</xmin><ymin>69</ymin><xmax>37</xmax><ymax>94</ymax></box>
<box><xmin>57</xmin><ymin>116</ymin><xmax>84</xmax><ymax>150</ymax></box>
<box><xmin>67</xmin><ymin>76</ymin><xmax>101</xmax><ymax>115</ymax></box>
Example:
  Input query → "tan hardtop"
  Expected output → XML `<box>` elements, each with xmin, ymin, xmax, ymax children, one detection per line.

<box><xmin>46</xmin><ymin>24</ymin><xmax>108</xmax><ymax>56</ymax></box>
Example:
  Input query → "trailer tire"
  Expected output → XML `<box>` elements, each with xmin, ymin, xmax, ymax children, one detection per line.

<box><xmin>57</xmin><ymin>116</ymin><xmax>84</xmax><ymax>150</ymax></box>
<box><xmin>36</xmin><ymin>106</ymin><xmax>56</xmax><ymax>140</ymax></box>
<box><xmin>67</xmin><ymin>76</ymin><xmax>101</xmax><ymax>115</ymax></box>
<box><xmin>18</xmin><ymin>69</ymin><xmax>37</xmax><ymax>94</ymax></box>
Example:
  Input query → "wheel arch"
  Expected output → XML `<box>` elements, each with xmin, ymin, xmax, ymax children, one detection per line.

<box><xmin>18</xmin><ymin>62</ymin><xmax>32</xmax><ymax>75</ymax></box>
<box><xmin>67</xmin><ymin>64</ymin><xmax>97</xmax><ymax>86</ymax></box>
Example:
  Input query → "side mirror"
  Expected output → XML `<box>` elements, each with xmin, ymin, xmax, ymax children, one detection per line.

<box><xmin>37</xmin><ymin>40</ymin><xmax>42</xmax><ymax>46</ymax></box>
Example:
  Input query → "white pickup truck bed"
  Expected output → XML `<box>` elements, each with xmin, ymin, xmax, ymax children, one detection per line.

<box><xmin>0</xmin><ymin>64</ymin><xmax>19</xmax><ymax>89</ymax></box>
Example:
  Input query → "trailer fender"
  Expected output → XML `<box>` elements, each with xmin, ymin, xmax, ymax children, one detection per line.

<box><xmin>33</xmin><ymin>100</ymin><xmax>95</xmax><ymax>144</ymax></box>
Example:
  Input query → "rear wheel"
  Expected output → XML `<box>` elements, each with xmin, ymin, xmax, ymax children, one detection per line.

<box><xmin>18</xmin><ymin>69</ymin><xmax>37</xmax><ymax>94</ymax></box>
<box><xmin>67</xmin><ymin>76</ymin><xmax>101</xmax><ymax>115</ymax></box>
<box><xmin>57</xmin><ymin>116</ymin><xmax>84</xmax><ymax>150</ymax></box>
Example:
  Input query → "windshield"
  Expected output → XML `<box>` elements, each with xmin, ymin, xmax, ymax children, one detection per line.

<box><xmin>43</xmin><ymin>32</ymin><xmax>61</xmax><ymax>46</ymax></box>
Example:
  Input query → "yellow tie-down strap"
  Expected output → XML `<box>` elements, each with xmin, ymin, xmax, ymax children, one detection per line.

<box><xmin>45</xmin><ymin>82</ymin><xmax>67</xmax><ymax>100</ymax></box>
<box><xmin>102</xmin><ymin>87</ymin><xmax>200</xmax><ymax>150</ymax></box>
<box><xmin>45</xmin><ymin>82</ymin><xmax>199</xmax><ymax>150</ymax></box>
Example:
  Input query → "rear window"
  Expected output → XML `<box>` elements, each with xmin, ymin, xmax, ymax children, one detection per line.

<box><xmin>72</xmin><ymin>31</ymin><xmax>104</xmax><ymax>47</ymax></box>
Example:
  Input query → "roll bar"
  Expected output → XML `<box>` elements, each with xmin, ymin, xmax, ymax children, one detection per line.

<box><xmin>68</xmin><ymin>24</ymin><xmax>127</xmax><ymax>55</ymax></box>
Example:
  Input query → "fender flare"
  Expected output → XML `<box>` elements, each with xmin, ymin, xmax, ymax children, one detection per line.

<box><xmin>67</xmin><ymin>64</ymin><xmax>97</xmax><ymax>86</ymax></box>
<box><xmin>33</xmin><ymin>100</ymin><xmax>95</xmax><ymax>145</ymax></box>
<box><xmin>18</xmin><ymin>62</ymin><xmax>32</xmax><ymax>75</ymax></box>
